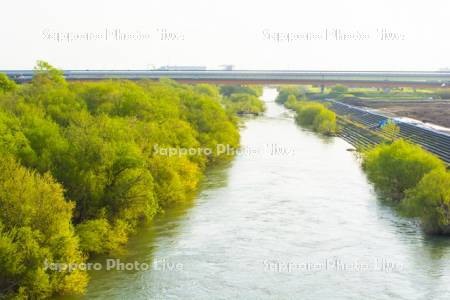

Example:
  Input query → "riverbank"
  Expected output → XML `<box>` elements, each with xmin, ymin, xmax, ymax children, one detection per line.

<box><xmin>0</xmin><ymin>63</ymin><xmax>245</xmax><ymax>298</ymax></box>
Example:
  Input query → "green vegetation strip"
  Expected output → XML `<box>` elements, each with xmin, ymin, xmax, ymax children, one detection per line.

<box><xmin>0</xmin><ymin>62</ymin><xmax>267</xmax><ymax>298</ymax></box>
<box><xmin>363</xmin><ymin>140</ymin><xmax>450</xmax><ymax>235</ymax></box>
<box><xmin>283</xmin><ymin>95</ymin><xmax>337</xmax><ymax>135</ymax></box>
<box><xmin>220</xmin><ymin>85</ymin><xmax>266</xmax><ymax>116</ymax></box>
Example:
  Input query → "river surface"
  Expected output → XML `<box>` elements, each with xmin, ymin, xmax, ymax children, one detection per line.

<box><xmin>70</xmin><ymin>88</ymin><xmax>450</xmax><ymax>300</ymax></box>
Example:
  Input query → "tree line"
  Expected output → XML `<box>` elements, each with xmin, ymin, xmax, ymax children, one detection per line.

<box><xmin>220</xmin><ymin>85</ymin><xmax>266</xmax><ymax>115</ymax></box>
<box><xmin>0</xmin><ymin>62</ymin><xmax>254</xmax><ymax>298</ymax></box>
<box><xmin>278</xmin><ymin>90</ymin><xmax>337</xmax><ymax>135</ymax></box>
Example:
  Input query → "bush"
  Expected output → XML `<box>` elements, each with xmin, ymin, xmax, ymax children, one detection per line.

<box><xmin>219</xmin><ymin>85</ymin><xmax>262</xmax><ymax>97</ymax></box>
<box><xmin>362</xmin><ymin>139</ymin><xmax>445</xmax><ymax>201</ymax></box>
<box><xmin>284</xmin><ymin>95</ymin><xmax>299</xmax><ymax>110</ymax></box>
<box><xmin>222</xmin><ymin>93</ymin><xmax>266</xmax><ymax>115</ymax></box>
<box><xmin>295</xmin><ymin>102</ymin><xmax>323</xmax><ymax>126</ymax></box>
<box><xmin>294</xmin><ymin>102</ymin><xmax>337</xmax><ymax>135</ymax></box>
<box><xmin>76</xmin><ymin>218</ymin><xmax>130</xmax><ymax>254</ymax></box>
<box><xmin>330</xmin><ymin>85</ymin><xmax>348</xmax><ymax>94</ymax></box>
<box><xmin>0</xmin><ymin>73</ymin><xmax>17</xmax><ymax>93</ymax></box>
<box><xmin>0</xmin><ymin>157</ymin><xmax>87</xmax><ymax>298</ymax></box>
<box><xmin>275</xmin><ymin>86</ymin><xmax>306</xmax><ymax>104</ymax></box>
<box><xmin>313</xmin><ymin>108</ymin><xmax>337</xmax><ymax>135</ymax></box>
<box><xmin>402</xmin><ymin>169</ymin><xmax>450</xmax><ymax>234</ymax></box>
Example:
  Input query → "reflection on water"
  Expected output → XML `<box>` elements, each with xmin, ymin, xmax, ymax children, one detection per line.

<box><xmin>66</xmin><ymin>88</ymin><xmax>450</xmax><ymax>300</ymax></box>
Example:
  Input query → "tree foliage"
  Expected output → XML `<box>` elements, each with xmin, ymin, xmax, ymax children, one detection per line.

<box><xmin>402</xmin><ymin>169</ymin><xmax>450</xmax><ymax>234</ymax></box>
<box><xmin>0</xmin><ymin>74</ymin><xmax>17</xmax><ymax>93</ymax></box>
<box><xmin>276</xmin><ymin>91</ymin><xmax>337</xmax><ymax>135</ymax></box>
<box><xmin>0</xmin><ymin>157</ymin><xmax>87</xmax><ymax>298</ymax></box>
<box><xmin>362</xmin><ymin>139</ymin><xmax>445</xmax><ymax>201</ymax></box>
<box><xmin>222</xmin><ymin>93</ymin><xmax>266</xmax><ymax>115</ymax></box>
<box><xmin>330</xmin><ymin>84</ymin><xmax>348</xmax><ymax>94</ymax></box>
<box><xmin>284</xmin><ymin>95</ymin><xmax>299</xmax><ymax>110</ymax></box>
<box><xmin>219</xmin><ymin>85</ymin><xmax>262</xmax><ymax>97</ymax></box>
<box><xmin>275</xmin><ymin>86</ymin><xmax>305</xmax><ymax>104</ymax></box>
<box><xmin>220</xmin><ymin>85</ymin><xmax>265</xmax><ymax>116</ymax></box>
<box><xmin>0</xmin><ymin>62</ymin><xmax>241</xmax><ymax>298</ymax></box>
<box><xmin>294</xmin><ymin>102</ymin><xmax>337</xmax><ymax>135</ymax></box>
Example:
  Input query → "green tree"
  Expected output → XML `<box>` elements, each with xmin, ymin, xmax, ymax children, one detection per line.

<box><xmin>0</xmin><ymin>73</ymin><xmax>17</xmax><ymax>93</ymax></box>
<box><xmin>362</xmin><ymin>139</ymin><xmax>445</xmax><ymax>201</ymax></box>
<box><xmin>330</xmin><ymin>85</ymin><xmax>348</xmax><ymax>94</ymax></box>
<box><xmin>181</xmin><ymin>89</ymin><xmax>240</xmax><ymax>160</ymax></box>
<box><xmin>32</xmin><ymin>60</ymin><xmax>66</xmax><ymax>87</ymax></box>
<box><xmin>313</xmin><ymin>108</ymin><xmax>337</xmax><ymax>135</ymax></box>
<box><xmin>0</xmin><ymin>157</ymin><xmax>87</xmax><ymax>298</ymax></box>
<box><xmin>295</xmin><ymin>102</ymin><xmax>324</xmax><ymax>127</ymax></box>
<box><xmin>275</xmin><ymin>86</ymin><xmax>306</xmax><ymax>104</ymax></box>
<box><xmin>0</xmin><ymin>110</ymin><xmax>34</xmax><ymax>161</ymax></box>
<box><xmin>75</xmin><ymin>218</ymin><xmax>129</xmax><ymax>255</ymax></box>
<box><xmin>402</xmin><ymin>169</ymin><xmax>450</xmax><ymax>235</ymax></box>
<box><xmin>293</xmin><ymin>101</ymin><xmax>337</xmax><ymax>135</ymax></box>
<box><xmin>220</xmin><ymin>85</ymin><xmax>262</xmax><ymax>97</ymax></box>
<box><xmin>284</xmin><ymin>95</ymin><xmax>299</xmax><ymax>110</ymax></box>
<box><xmin>18</xmin><ymin>111</ymin><xmax>68</xmax><ymax>173</ymax></box>
<box><xmin>0</xmin><ymin>62</ymin><xmax>242</xmax><ymax>296</ymax></box>
<box><xmin>194</xmin><ymin>84</ymin><xmax>220</xmax><ymax>99</ymax></box>
<box><xmin>222</xmin><ymin>93</ymin><xmax>266</xmax><ymax>115</ymax></box>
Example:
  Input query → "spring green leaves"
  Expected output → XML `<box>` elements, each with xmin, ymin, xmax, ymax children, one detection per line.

<box><xmin>363</xmin><ymin>140</ymin><xmax>449</xmax><ymax>234</ymax></box>
<box><xmin>0</xmin><ymin>62</ymin><xmax>240</xmax><ymax>298</ymax></box>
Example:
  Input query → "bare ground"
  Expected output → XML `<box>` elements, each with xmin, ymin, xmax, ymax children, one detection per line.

<box><xmin>340</xmin><ymin>99</ymin><xmax>450</xmax><ymax>128</ymax></box>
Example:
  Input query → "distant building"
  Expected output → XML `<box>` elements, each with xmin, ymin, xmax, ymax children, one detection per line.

<box><xmin>220</xmin><ymin>65</ymin><xmax>234</xmax><ymax>71</ymax></box>
<box><xmin>157</xmin><ymin>66</ymin><xmax>206</xmax><ymax>71</ymax></box>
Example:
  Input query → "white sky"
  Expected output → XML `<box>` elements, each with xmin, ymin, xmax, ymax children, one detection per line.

<box><xmin>1</xmin><ymin>0</ymin><xmax>449</xmax><ymax>70</ymax></box>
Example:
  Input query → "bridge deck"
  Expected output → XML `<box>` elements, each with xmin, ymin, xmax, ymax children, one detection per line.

<box><xmin>2</xmin><ymin>70</ymin><xmax>450</xmax><ymax>87</ymax></box>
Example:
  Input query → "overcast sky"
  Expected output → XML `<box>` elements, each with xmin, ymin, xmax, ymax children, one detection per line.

<box><xmin>1</xmin><ymin>0</ymin><xmax>449</xmax><ymax>70</ymax></box>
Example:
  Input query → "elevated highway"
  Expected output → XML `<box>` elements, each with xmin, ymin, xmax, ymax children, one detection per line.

<box><xmin>3</xmin><ymin>70</ymin><xmax>450</xmax><ymax>88</ymax></box>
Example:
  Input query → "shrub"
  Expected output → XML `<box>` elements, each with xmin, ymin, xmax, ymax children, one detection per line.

<box><xmin>294</xmin><ymin>102</ymin><xmax>337</xmax><ymax>135</ymax></box>
<box><xmin>0</xmin><ymin>73</ymin><xmax>17</xmax><ymax>93</ymax></box>
<box><xmin>219</xmin><ymin>85</ymin><xmax>262</xmax><ymax>97</ymax></box>
<box><xmin>362</xmin><ymin>139</ymin><xmax>445</xmax><ymax>201</ymax></box>
<box><xmin>222</xmin><ymin>93</ymin><xmax>266</xmax><ymax>115</ymax></box>
<box><xmin>275</xmin><ymin>86</ymin><xmax>305</xmax><ymax>104</ymax></box>
<box><xmin>330</xmin><ymin>84</ymin><xmax>348</xmax><ymax>94</ymax></box>
<box><xmin>76</xmin><ymin>218</ymin><xmax>130</xmax><ymax>255</ymax></box>
<box><xmin>284</xmin><ymin>95</ymin><xmax>299</xmax><ymax>110</ymax></box>
<box><xmin>313</xmin><ymin>108</ymin><xmax>337</xmax><ymax>135</ymax></box>
<box><xmin>0</xmin><ymin>157</ymin><xmax>87</xmax><ymax>298</ymax></box>
<box><xmin>295</xmin><ymin>102</ymin><xmax>323</xmax><ymax>126</ymax></box>
<box><xmin>402</xmin><ymin>169</ymin><xmax>450</xmax><ymax>235</ymax></box>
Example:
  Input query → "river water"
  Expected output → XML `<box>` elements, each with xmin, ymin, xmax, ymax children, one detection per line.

<box><xmin>70</xmin><ymin>88</ymin><xmax>450</xmax><ymax>300</ymax></box>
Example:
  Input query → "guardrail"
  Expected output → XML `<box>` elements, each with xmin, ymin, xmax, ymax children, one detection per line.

<box><xmin>2</xmin><ymin>70</ymin><xmax>450</xmax><ymax>87</ymax></box>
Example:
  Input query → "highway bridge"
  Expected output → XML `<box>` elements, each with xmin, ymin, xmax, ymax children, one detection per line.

<box><xmin>3</xmin><ymin>70</ymin><xmax>450</xmax><ymax>88</ymax></box>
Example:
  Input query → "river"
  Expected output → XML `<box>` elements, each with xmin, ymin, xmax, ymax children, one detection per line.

<box><xmin>69</xmin><ymin>88</ymin><xmax>450</xmax><ymax>300</ymax></box>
